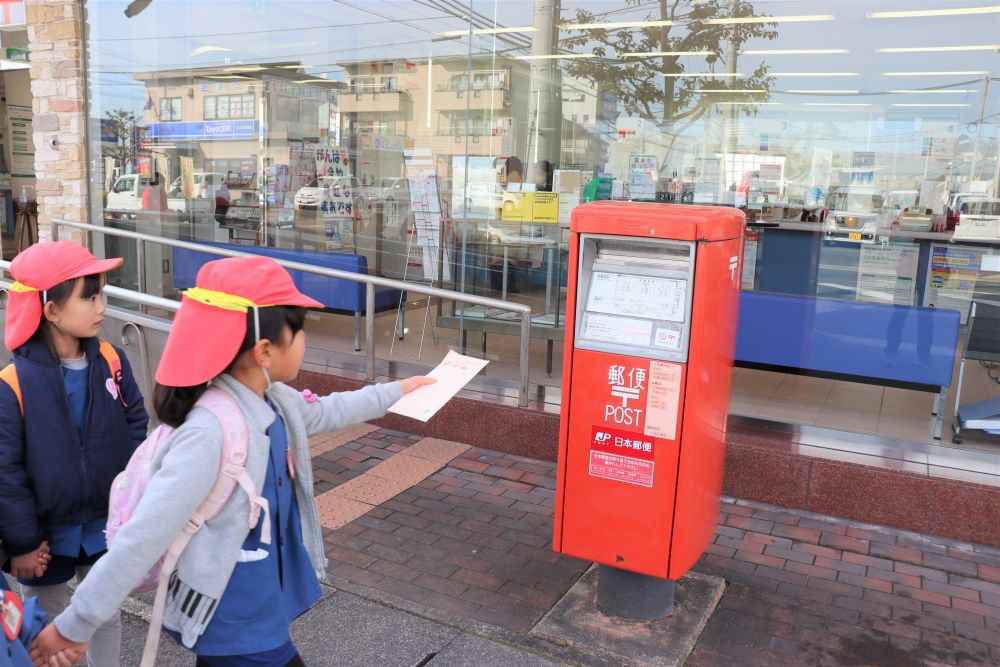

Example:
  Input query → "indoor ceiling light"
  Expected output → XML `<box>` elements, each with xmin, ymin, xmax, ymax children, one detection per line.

<box><xmin>883</xmin><ymin>70</ymin><xmax>989</xmax><ymax>76</ymax></box>
<box><xmin>515</xmin><ymin>53</ymin><xmax>596</xmax><ymax>60</ymax></box>
<box><xmin>714</xmin><ymin>101</ymin><xmax>783</xmax><ymax>105</ymax></box>
<box><xmin>698</xmin><ymin>89</ymin><xmax>769</xmax><ymax>93</ymax></box>
<box><xmin>867</xmin><ymin>6</ymin><xmax>1000</xmax><ymax>19</ymax></box>
<box><xmin>438</xmin><ymin>26</ymin><xmax>534</xmax><ymax>37</ymax></box>
<box><xmin>560</xmin><ymin>20</ymin><xmax>674</xmax><ymax>30</ymax></box>
<box><xmin>704</xmin><ymin>14</ymin><xmax>835</xmax><ymax>25</ymax></box>
<box><xmin>740</xmin><ymin>48</ymin><xmax>849</xmax><ymax>55</ymax></box>
<box><xmin>785</xmin><ymin>89</ymin><xmax>860</xmax><ymax>94</ymax></box>
<box><xmin>769</xmin><ymin>72</ymin><xmax>860</xmax><ymax>77</ymax></box>
<box><xmin>803</xmin><ymin>102</ymin><xmax>872</xmax><ymax>107</ymax></box>
<box><xmin>658</xmin><ymin>72</ymin><xmax>744</xmax><ymax>77</ymax></box>
<box><xmin>877</xmin><ymin>44</ymin><xmax>1000</xmax><ymax>53</ymax></box>
<box><xmin>623</xmin><ymin>51</ymin><xmax>714</xmax><ymax>57</ymax></box>
<box><xmin>891</xmin><ymin>103</ymin><xmax>971</xmax><ymax>107</ymax></box>
<box><xmin>887</xmin><ymin>89</ymin><xmax>977</xmax><ymax>94</ymax></box>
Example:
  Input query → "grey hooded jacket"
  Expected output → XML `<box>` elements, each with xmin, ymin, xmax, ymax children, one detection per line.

<box><xmin>55</xmin><ymin>374</ymin><xmax>402</xmax><ymax>646</ymax></box>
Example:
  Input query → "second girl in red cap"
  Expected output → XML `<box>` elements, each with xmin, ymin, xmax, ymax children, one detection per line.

<box><xmin>0</xmin><ymin>241</ymin><xmax>149</xmax><ymax>667</ymax></box>
<box><xmin>33</xmin><ymin>255</ymin><xmax>434</xmax><ymax>667</ymax></box>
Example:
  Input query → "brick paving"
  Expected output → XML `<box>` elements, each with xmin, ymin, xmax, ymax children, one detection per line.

<box><xmin>312</xmin><ymin>427</ymin><xmax>1000</xmax><ymax>665</ymax></box>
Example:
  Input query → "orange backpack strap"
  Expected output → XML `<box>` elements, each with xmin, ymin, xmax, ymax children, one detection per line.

<box><xmin>0</xmin><ymin>343</ymin><xmax>124</xmax><ymax>417</ymax></box>
<box><xmin>98</xmin><ymin>339</ymin><xmax>128</xmax><ymax>408</ymax></box>
<box><xmin>0</xmin><ymin>363</ymin><xmax>24</xmax><ymax>417</ymax></box>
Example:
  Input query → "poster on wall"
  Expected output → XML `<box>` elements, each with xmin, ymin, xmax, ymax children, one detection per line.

<box><xmin>404</xmin><ymin>148</ymin><xmax>450</xmax><ymax>282</ymax></box>
<box><xmin>553</xmin><ymin>169</ymin><xmax>581</xmax><ymax>226</ymax></box>
<box><xmin>807</xmin><ymin>147</ymin><xmax>833</xmax><ymax>205</ymax></box>
<box><xmin>851</xmin><ymin>151</ymin><xmax>875</xmax><ymax>185</ymax></box>
<box><xmin>451</xmin><ymin>156</ymin><xmax>496</xmax><ymax>220</ymax></box>
<box><xmin>694</xmin><ymin>157</ymin><xmax>720</xmax><ymax>204</ymax></box>
<box><xmin>742</xmin><ymin>230</ymin><xmax>758</xmax><ymax>290</ymax></box>
<box><xmin>923</xmin><ymin>243</ymin><xmax>991</xmax><ymax>323</ymax></box>
<box><xmin>856</xmin><ymin>242</ymin><xmax>920</xmax><ymax>305</ymax></box>
<box><xmin>180</xmin><ymin>157</ymin><xmax>195</xmax><ymax>198</ymax></box>
<box><xmin>7</xmin><ymin>104</ymin><xmax>33</xmax><ymax>178</ymax></box>
<box><xmin>628</xmin><ymin>154</ymin><xmax>657</xmax><ymax>201</ymax></box>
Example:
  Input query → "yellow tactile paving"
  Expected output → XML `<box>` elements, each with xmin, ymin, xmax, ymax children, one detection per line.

<box><xmin>316</xmin><ymin>494</ymin><xmax>373</xmax><ymax>530</ymax></box>
<box><xmin>309</xmin><ymin>422</ymin><xmax>379</xmax><ymax>457</ymax></box>
<box><xmin>328</xmin><ymin>474</ymin><xmax>412</xmax><ymax>505</ymax></box>
<box><xmin>315</xmin><ymin>436</ymin><xmax>471</xmax><ymax>532</ymax></box>
<box><xmin>366</xmin><ymin>454</ymin><xmax>444</xmax><ymax>485</ymax></box>
<box><xmin>400</xmin><ymin>437</ymin><xmax>471</xmax><ymax>463</ymax></box>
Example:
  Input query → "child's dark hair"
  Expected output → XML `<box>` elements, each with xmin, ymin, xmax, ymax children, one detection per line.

<box><xmin>29</xmin><ymin>274</ymin><xmax>104</xmax><ymax>361</ymax></box>
<box><xmin>153</xmin><ymin>305</ymin><xmax>307</xmax><ymax>427</ymax></box>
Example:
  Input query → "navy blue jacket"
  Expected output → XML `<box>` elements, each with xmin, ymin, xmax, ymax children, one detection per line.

<box><xmin>0</xmin><ymin>337</ymin><xmax>148</xmax><ymax>557</ymax></box>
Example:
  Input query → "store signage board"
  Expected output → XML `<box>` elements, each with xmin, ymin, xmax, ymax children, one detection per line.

<box><xmin>146</xmin><ymin>121</ymin><xmax>259</xmax><ymax>142</ymax></box>
<box><xmin>923</xmin><ymin>243</ymin><xmax>991</xmax><ymax>324</ymax></box>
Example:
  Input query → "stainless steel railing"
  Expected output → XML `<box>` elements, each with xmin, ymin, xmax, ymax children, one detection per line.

<box><xmin>49</xmin><ymin>219</ymin><xmax>533</xmax><ymax>406</ymax></box>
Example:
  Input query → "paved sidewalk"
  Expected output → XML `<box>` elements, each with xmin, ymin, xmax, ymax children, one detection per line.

<box><xmin>16</xmin><ymin>424</ymin><xmax>1000</xmax><ymax>665</ymax></box>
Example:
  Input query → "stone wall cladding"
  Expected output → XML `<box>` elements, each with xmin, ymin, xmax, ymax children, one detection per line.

<box><xmin>26</xmin><ymin>0</ymin><xmax>88</xmax><ymax>244</ymax></box>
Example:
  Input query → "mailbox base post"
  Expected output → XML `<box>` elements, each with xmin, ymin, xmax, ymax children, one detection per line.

<box><xmin>596</xmin><ymin>565</ymin><xmax>675</xmax><ymax>620</ymax></box>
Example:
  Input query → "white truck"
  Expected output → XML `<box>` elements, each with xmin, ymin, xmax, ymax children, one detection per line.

<box><xmin>106</xmin><ymin>174</ymin><xmax>211</xmax><ymax>218</ymax></box>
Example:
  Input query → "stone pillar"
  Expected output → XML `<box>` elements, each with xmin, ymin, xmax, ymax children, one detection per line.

<box><xmin>25</xmin><ymin>0</ymin><xmax>88</xmax><ymax>244</ymax></box>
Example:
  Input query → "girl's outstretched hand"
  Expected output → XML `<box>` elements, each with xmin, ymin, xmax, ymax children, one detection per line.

<box><xmin>29</xmin><ymin>624</ymin><xmax>87</xmax><ymax>667</ymax></box>
<box><xmin>400</xmin><ymin>376</ymin><xmax>436</xmax><ymax>395</ymax></box>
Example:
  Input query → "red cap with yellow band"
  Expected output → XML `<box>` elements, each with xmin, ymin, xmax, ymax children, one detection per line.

<box><xmin>5</xmin><ymin>241</ymin><xmax>123</xmax><ymax>351</ymax></box>
<box><xmin>154</xmin><ymin>255</ymin><xmax>322</xmax><ymax>387</ymax></box>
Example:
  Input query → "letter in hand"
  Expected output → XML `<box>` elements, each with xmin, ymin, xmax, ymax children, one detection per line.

<box><xmin>400</xmin><ymin>375</ymin><xmax>436</xmax><ymax>395</ymax></box>
<box><xmin>11</xmin><ymin>542</ymin><xmax>50</xmax><ymax>579</ymax></box>
<box><xmin>29</xmin><ymin>625</ymin><xmax>88</xmax><ymax>667</ymax></box>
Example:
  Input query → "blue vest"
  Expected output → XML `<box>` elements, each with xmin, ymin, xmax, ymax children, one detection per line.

<box><xmin>178</xmin><ymin>404</ymin><xmax>320</xmax><ymax>658</ymax></box>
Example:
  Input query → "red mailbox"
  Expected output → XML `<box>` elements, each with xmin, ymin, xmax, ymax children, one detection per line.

<box><xmin>553</xmin><ymin>202</ymin><xmax>744</xmax><ymax>616</ymax></box>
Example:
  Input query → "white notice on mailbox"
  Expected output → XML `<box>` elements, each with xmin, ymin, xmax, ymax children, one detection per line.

<box><xmin>587</xmin><ymin>272</ymin><xmax>686</xmax><ymax>323</ymax></box>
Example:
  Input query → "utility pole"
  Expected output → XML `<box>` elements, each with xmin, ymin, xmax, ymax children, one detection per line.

<box><xmin>969</xmin><ymin>74</ymin><xmax>990</xmax><ymax>188</ymax></box>
<box><xmin>526</xmin><ymin>0</ymin><xmax>562</xmax><ymax>166</ymax></box>
<box><xmin>719</xmin><ymin>0</ymin><xmax>740</xmax><ymax>201</ymax></box>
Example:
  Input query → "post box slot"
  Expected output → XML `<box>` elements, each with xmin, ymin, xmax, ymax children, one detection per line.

<box><xmin>574</xmin><ymin>234</ymin><xmax>696</xmax><ymax>363</ymax></box>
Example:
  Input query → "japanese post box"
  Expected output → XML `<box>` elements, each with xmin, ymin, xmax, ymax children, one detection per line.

<box><xmin>553</xmin><ymin>202</ymin><xmax>744</xmax><ymax>581</ymax></box>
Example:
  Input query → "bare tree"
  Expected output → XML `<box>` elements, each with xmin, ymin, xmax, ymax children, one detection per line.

<box><xmin>102</xmin><ymin>109</ymin><xmax>145</xmax><ymax>168</ymax></box>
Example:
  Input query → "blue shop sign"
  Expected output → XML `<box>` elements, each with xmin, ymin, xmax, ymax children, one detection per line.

<box><xmin>146</xmin><ymin>120</ymin><xmax>259</xmax><ymax>141</ymax></box>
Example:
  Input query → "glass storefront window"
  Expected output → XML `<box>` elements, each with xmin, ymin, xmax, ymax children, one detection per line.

<box><xmin>85</xmin><ymin>1</ymin><xmax>999</xmax><ymax>449</ymax></box>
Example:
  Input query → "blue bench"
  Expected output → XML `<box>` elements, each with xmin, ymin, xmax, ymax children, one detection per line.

<box><xmin>173</xmin><ymin>243</ymin><xmax>405</xmax><ymax>351</ymax></box>
<box><xmin>735</xmin><ymin>291</ymin><xmax>961</xmax><ymax>439</ymax></box>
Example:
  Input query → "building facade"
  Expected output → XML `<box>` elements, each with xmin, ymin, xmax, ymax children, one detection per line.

<box><xmin>14</xmin><ymin>1</ymin><xmax>1000</xmax><ymax>521</ymax></box>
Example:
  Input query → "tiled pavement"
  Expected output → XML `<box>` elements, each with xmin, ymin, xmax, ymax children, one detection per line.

<box><xmin>313</xmin><ymin>426</ymin><xmax>1000</xmax><ymax>666</ymax></box>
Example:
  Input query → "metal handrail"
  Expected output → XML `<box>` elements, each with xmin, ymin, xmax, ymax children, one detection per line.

<box><xmin>50</xmin><ymin>218</ymin><xmax>533</xmax><ymax>407</ymax></box>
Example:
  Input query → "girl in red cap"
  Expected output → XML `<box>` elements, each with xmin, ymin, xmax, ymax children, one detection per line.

<box><xmin>33</xmin><ymin>255</ymin><xmax>433</xmax><ymax>667</ymax></box>
<box><xmin>0</xmin><ymin>241</ymin><xmax>149</xmax><ymax>667</ymax></box>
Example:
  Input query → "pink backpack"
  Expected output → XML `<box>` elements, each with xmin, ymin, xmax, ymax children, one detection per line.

<box><xmin>106</xmin><ymin>387</ymin><xmax>271</xmax><ymax>667</ymax></box>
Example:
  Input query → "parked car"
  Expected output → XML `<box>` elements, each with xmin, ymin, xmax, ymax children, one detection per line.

<box><xmin>825</xmin><ymin>186</ymin><xmax>884</xmax><ymax>233</ymax></box>
<box><xmin>294</xmin><ymin>176</ymin><xmax>360</xmax><ymax>210</ymax></box>
<box><xmin>373</xmin><ymin>177</ymin><xmax>409</xmax><ymax>202</ymax></box>
<box><xmin>167</xmin><ymin>172</ymin><xmax>226</xmax><ymax>199</ymax></box>
<box><xmin>946</xmin><ymin>192</ymin><xmax>989</xmax><ymax>231</ymax></box>
<box><xmin>106</xmin><ymin>174</ymin><xmax>209</xmax><ymax>217</ymax></box>
<box><xmin>952</xmin><ymin>199</ymin><xmax>1000</xmax><ymax>240</ymax></box>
